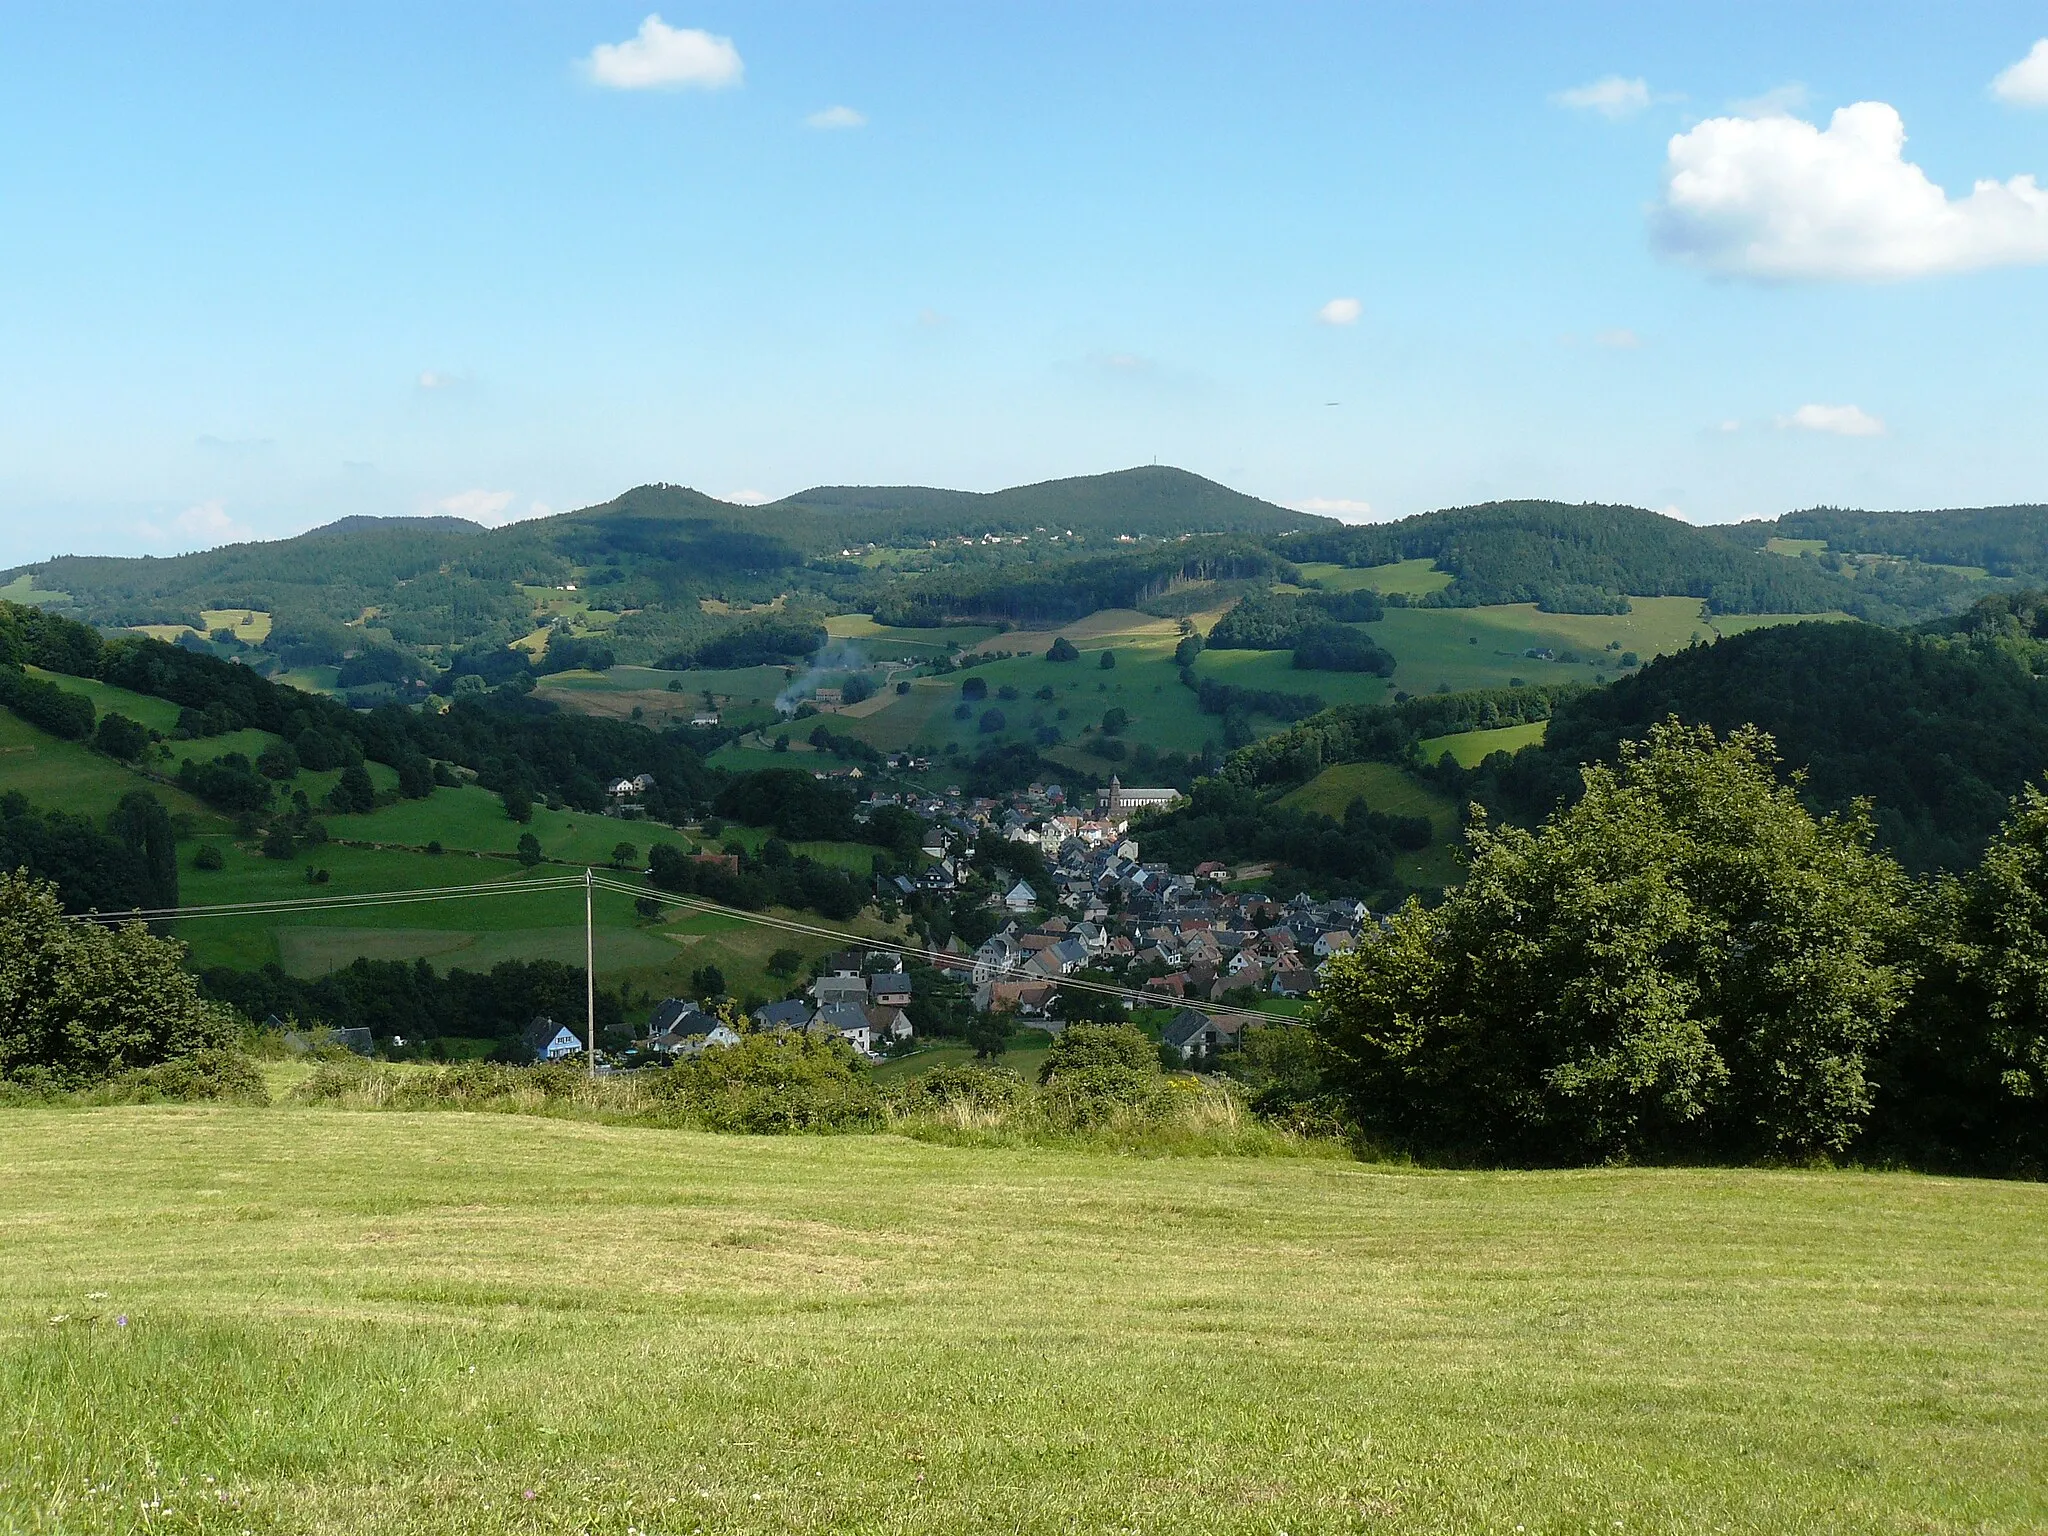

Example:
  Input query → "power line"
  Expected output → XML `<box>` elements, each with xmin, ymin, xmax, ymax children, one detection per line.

<box><xmin>68</xmin><ymin>866</ymin><xmax>1287</xmax><ymax>1022</ymax></box>
<box><xmin>589</xmin><ymin>874</ymin><xmax>1277</xmax><ymax>1019</ymax></box>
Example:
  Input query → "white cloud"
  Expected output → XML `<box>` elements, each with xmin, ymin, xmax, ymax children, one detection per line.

<box><xmin>1593</xmin><ymin>328</ymin><xmax>1642</xmax><ymax>349</ymax></box>
<box><xmin>1316</xmin><ymin>297</ymin><xmax>1362</xmax><ymax>326</ymax></box>
<box><xmin>1717</xmin><ymin>419</ymin><xmax>1742</xmax><ymax>433</ymax></box>
<box><xmin>725</xmin><ymin>489</ymin><xmax>773</xmax><ymax>505</ymax></box>
<box><xmin>1554</xmin><ymin>75</ymin><xmax>1652</xmax><ymax>118</ymax></box>
<box><xmin>1729</xmin><ymin>82</ymin><xmax>1809</xmax><ymax>117</ymax></box>
<box><xmin>1993</xmin><ymin>40</ymin><xmax>2048</xmax><ymax>106</ymax></box>
<box><xmin>173</xmin><ymin>501</ymin><xmax>246</xmax><ymax>544</ymax></box>
<box><xmin>418</xmin><ymin>370</ymin><xmax>464</xmax><ymax>390</ymax></box>
<box><xmin>1653</xmin><ymin>102</ymin><xmax>2048</xmax><ymax>279</ymax></box>
<box><xmin>1290</xmin><ymin>497</ymin><xmax>1374</xmax><ymax>518</ymax></box>
<box><xmin>583</xmin><ymin>16</ymin><xmax>742</xmax><ymax>91</ymax></box>
<box><xmin>435</xmin><ymin>488</ymin><xmax>517</xmax><ymax>524</ymax></box>
<box><xmin>1782</xmin><ymin>403</ymin><xmax>1885</xmax><ymax>437</ymax></box>
<box><xmin>805</xmin><ymin>105</ymin><xmax>866</xmax><ymax>130</ymax></box>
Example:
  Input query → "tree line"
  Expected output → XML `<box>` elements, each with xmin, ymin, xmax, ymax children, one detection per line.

<box><xmin>1309</xmin><ymin>721</ymin><xmax>2047</xmax><ymax>1175</ymax></box>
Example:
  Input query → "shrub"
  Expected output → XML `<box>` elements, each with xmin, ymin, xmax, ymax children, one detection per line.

<box><xmin>648</xmin><ymin>1032</ymin><xmax>881</xmax><ymax>1133</ymax></box>
<box><xmin>94</xmin><ymin>712</ymin><xmax>150</xmax><ymax>762</ymax></box>
<box><xmin>978</xmin><ymin>708</ymin><xmax>1007</xmax><ymax>734</ymax></box>
<box><xmin>1039</xmin><ymin>1063</ymin><xmax>1173</xmax><ymax>1128</ymax></box>
<box><xmin>1041</xmin><ymin>1023</ymin><xmax>1158</xmax><ymax>1082</ymax></box>
<box><xmin>1047</xmin><ymin>636</ymin><xmax>1079</xmax><ymax>662</ymax></box>
<box><xmin>1099</xmin><ymin>649</ymin><xmax>1117</xmax><ymax>670</ymax></box>
<box><xmin>86</xmin><ymin>1048</ymin><xmax>271</xmax><ymax>1106</ymax></box>
<box><xmin>193</xmin><ymin>842</ymin><xmax>225</xmax><ymax>871</ymax></box>
<box><xmin>256</xmin><ymin>741</ymin><xmax>300</xmax><ymax>780</ymax></box>
<box><xmin>961</xmin><ymin>676</ymin><xmax>989</xmax><ymax>701</ymax></box>
<box><xmin>894</xmin><ymin>1062</ymin><xmax>1027</xmax><ymax>1115</ymax></box>
<box><xmin>0</xmin><ymin>871</ymin><xmax>238</xmax><ymax>1089</ymax></box>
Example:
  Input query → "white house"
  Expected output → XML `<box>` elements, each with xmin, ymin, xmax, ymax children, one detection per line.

<box><xmin>1004</xmin><ymin>880</ymin><xmax>1038</xmax><ymax>912</ymax></box>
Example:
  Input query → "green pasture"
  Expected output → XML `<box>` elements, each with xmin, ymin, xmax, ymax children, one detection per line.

<box><xmin>1293</xmin><ymin>557</ymin><xmax>1454</xmax><ymax>596</ymax></box>
<box><xmin>1765</xmin><ymin>537</ymin><xmax>1828</xmax><ymax>558</ymax></box>
<box><xmin>537</xmin><ymin>664</ymin><xmax>794</xmax><ymax>729</ymax></box>
<box><xmin>324</xmin><ymin>782</ymin><xmax>660</xmax><ymax>866</ymax></box>
<box><xmin>173</xmin><ymin>831</ymin><xmax>858</xmax><ymax>1000</ymax></box>
<box><xmin>713</xmin><ymin>822</ymin><xmax>882</xmax><ymax>874</ymax></box>
<box><xmin>200</xmin><ymin>608</ymin><xmax>272</xmax><ymax>642</ymax></box>
<box><xmin>820</xmin><ymin>600</ymin><xmax>1835</xmax><ymax>763</ymax></box>
<box><xmin>1279</xmin><ymin>760</ymin><xmax>1464</xmax><ymax>887</ymax></box>
<box><xmin>708</xmin><ymin>739</ymin><xmax>823</xmax><ymax>773</ymax></box>
<box><xmin>1</xmin><ymin>1112</ymin><xmax>2042</xmax><ymax>1535</ymax></box>
<box><xmin>870</xmin><ymin>1033</ymin><xmax>1058</xmax><ymax>1083</ymax></box>
<box><xmin>0</xmin><ymin>574</ymin><xmax>71</xmax><ymax>607</ymax></box>
<box><xmin>24</xmin><ymin>667</ymin><xmax>184</xmax><ymax>733</ymax></box>
<box><xmin>1369</xmin><ymin>597</ymin><xmax>1786</xmax><ymax>694</ymax></box>
<box><xmin>0</xmin><ymin>710</ymin><xmax>220</xmax><ymax>827</ymax></box>
<box><xmin>273</xmin><ymin>665</ymin><xmax>341</xmax><ymax>694</ymax></box>
<box><xmin>824</xmin><ymin>615</ymin><xmax>1004</xmax><ymax>658</ymax></box>
<box><xmin>1190</xmin><ymin>646</ymin><xmax>1394</xmax><ymax>710</ymax></box>
<box><xmin>1418</xmin><ymin>718</ymin><xmax>1550</xmax><ymax>766</ymax></box>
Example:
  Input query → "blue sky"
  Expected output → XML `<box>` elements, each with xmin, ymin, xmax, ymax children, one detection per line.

<box><xmin>2</xmin><ymin>2</ymin><xmax>2045</xmax><ymax>564</ymax></box>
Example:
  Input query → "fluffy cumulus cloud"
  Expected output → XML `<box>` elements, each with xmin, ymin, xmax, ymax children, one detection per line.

<box><xmin>1782</xmin><ymin>403</ymin><xmax>1885</xmax><ymax>437</ymax></box>
<box><xmin>1316</xmin><ymin>297</ymin><xmax>1362</xmax><ymax>325</ymax></box>
<box><xmin>805</xmin><ymin>105</ymin><xmax>866</xmax><ymax>130</ymax></box>
<box><xmin>1290</xmin><ymin>497</ymin><xmax>1374</xmax><ymax>518</ymax></box>
<box><xmin>435</xmin><ymin>488</ymin><xmax>517</xmax><ymax>524</ymax></box>
<box><xmin>1993</xmin><ymin>40</ymin><xmax>2048</xmax><ymax>106</ymax></box>
<box><xmin>583</xmin><ymin>16</ymin><xmax>742</xmax><ymax>90</ymax></box>
<box><xmin>725</xmin><ymin>489</ymin><xmax>772</xmax><ymax>505</ymax></box>
<box><xmin>1554</xmin><ymin>76</ymin><xmax>1652</xmax><ymax>118</ymax></box>
<box><xmin>1653</xmin><ymin>102</ymin><xmax>2048</xmax><ymax>279</ymax></box>
<box><xmin>177</xmin><ymin>501</ymin><xmax>247</xmax><ymax>541</ymax></box>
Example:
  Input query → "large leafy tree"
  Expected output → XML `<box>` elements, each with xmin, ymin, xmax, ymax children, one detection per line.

<box><xmin>1884</xmin><ymin>787</ymin><xmax>2048</xmax><ymax>1172</ymax></box>
<box><xmin>1312</xmin><ymin>721</ymin><xmax>1911</xmax><ymax>1165</ymax></box>
<box><xmin>0</xmin><ymin>871</ymin><xmax>236</xmax><ymax>1088</ymax></box>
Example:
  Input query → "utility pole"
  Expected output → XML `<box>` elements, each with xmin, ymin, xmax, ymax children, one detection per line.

<box><xmin>584</xmin><ymin>866</ymin><xmax>597</xmax><ymax>1077</ymax></box>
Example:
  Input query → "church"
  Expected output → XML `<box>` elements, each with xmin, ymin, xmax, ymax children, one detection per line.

<box><xmin>1096</xmin><ymin>775</ymin><xmax>1181</xmax><ymax>817</ymax></box>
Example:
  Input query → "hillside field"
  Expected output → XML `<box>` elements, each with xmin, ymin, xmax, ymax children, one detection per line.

<box><xmin>1279</xmin><ymin>761</ymin><xmax>1465</xmax><ymax>887</ymax></box>
<box><xmin>0</xmin><ymin>1110</ymin><xmax>2042</xmax><ymax>1534</ymax></box>
<box><xmin>646</xmin><ymin>600</ymin><xmax>1840</xmax><ymax>771</ymax></box>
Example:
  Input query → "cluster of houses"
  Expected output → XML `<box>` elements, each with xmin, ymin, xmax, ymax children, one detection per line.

<box><xmin>639</xmin><ymin>951</ymin><xmax>919</xmax><ymax>1060</ymax></box>
<box><xmin>590</xmin><ymin>773</ymin><xmax>1378</xmax><ymax>1068</ymax></box>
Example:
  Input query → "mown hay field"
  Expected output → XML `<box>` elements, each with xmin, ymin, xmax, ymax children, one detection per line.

<box><xmin>1</xmin><ymin>1110</ymin><xmax>2042</xmax><ymax>1534</ymax></box>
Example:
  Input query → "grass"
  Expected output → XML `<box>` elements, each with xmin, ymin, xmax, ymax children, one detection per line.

<box><xmin>1418</xmin><ymin>718</ymin><xmax>1550</xmax><ymax>766</ymax></box>
<box><xmin>0</xmin><ymin>1111</ymin><xmax>2042</xmax><ymax>1534</ymax></box>
<box><xmin>0</xmin><ymin>574</ymin><xmax>71</xmax><ymax>607</ymax></box>
<box><xmin>1279</xmin><ymin>761</ymin><xmax>1464</xmax><ymax>888</ymax></box>
<box><xmin>200</xmin><ymin>609</ymin><xmax>272</xmax><ymax>643</ymax></box>
<box><xmin>1294</xmin><ymin>558</ymin><xmax>1453</xmax><ymax>596</ymax></box>
<box><xmin>0</xmin><ymin>710</ymin><xmax>221</xmax><ymax>827</ymax></box>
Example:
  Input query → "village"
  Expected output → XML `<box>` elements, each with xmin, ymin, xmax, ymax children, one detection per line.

<box><xmin>548</xmin><ymin>771</ymin><xmax>1372</xmax><ymax>1071</ymax></box>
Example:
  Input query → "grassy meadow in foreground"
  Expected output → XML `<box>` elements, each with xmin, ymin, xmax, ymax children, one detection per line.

<box><xmin>1</xmin><ymin>1111</ymin><xmax>2043</xmax><ymax>1534</ymax></box>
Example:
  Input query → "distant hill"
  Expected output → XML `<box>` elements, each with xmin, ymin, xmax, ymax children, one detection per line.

<box><xmin>4</xmin><ymin>467</ymin><xmax>1328</xmax><ymax>647</ymax></box>
<box><xmin>1505</xmin><ymin>614</ymin><xmax>2048</xmax><ymax>871</ymax></box>
<box><xmin>1722</xmin><ymin>503</ymin><xmax>2048</xmax><ymax>588</ymax></box>
<box><xmin>1280</xmin><ymin>499</ymin><xmax>1875</xmax><ymax>616</ymax></box>
<box><xmin>771</xmin><ymin>466</ymin><xmax>1328</xmax><ymax>545</ymax></box>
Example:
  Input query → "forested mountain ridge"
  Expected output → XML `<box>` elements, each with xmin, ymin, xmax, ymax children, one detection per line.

<box><xmin>1724</xmin><ymin>503</ymin><xmax>2048</xmax><ymax>583</ymax></box>
<box><xmin>1279</xmin><ymin>499</ymin><xmax>1876</xmax><ymax>616</ymax></box>
<box><xmin>1477</xmin><ymin>611</ymin><xmax>2048</xmax><ymax>872</ymax></box>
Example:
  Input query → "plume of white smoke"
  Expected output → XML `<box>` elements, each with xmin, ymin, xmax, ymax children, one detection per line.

<box><xmin>775</xmin><ymin>641</ymin><xmax>871</xmax><ymax>715</ymax></box>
